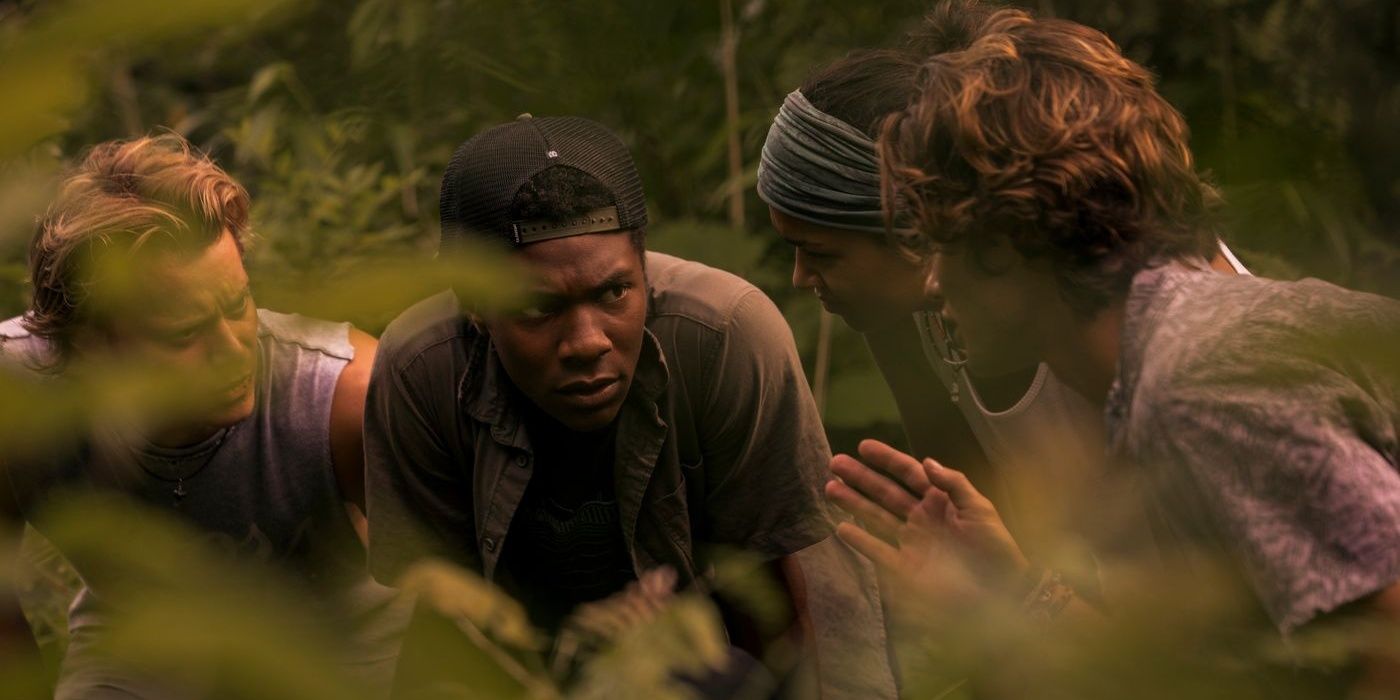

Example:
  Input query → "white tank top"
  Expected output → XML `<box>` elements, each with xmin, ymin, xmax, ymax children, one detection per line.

<box><xmin>912</xmin><ymin>245</ymin><xmax>1250</xmax><ymax>545</ymax></box>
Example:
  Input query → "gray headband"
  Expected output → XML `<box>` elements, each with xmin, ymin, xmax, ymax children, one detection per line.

<box><xmin>756</xmin><ymin>90</ymin><xmax>886</xmax><ymax>233</ymax></box>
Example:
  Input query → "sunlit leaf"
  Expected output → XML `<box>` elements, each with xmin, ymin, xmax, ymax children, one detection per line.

<box><xmin>250</xmin><ymin>245</ymin><xmax>531</xmax><ymax>331</ymax></box>
<box><xmin>705</xmin><ymin>548</ymin><xmax>789</xmax><ymax>635</ymax></box>
<box><xmin>397</xmin><ymin>560</ymin><xmax>545</xmax><ymax>653</ymax></box>
<box><xmin>35</xmin><ymin>494</ymin><xmax>377</xmax><ymax>700</ymax></box>
<box><xmin>569</xmin><ymin>595</ymin><xmax>730</xmax><ymax>700</ymax></box>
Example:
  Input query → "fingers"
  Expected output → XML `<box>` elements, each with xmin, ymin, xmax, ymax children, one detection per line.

<box><xmin>906</xmin><ymin>488</ymin><xmax>952</xmax><ymax>534</ymax></box>
<box><xmin>922</xmin><ymin>458</ymin><xmax>985</xmax><ymax>510</ymax></box>
<box><xmin>835</xmin><ymin>521</ymin><xmax>902</xmax><ymax>571</ymax></box>
<box><xmin>638</xmin><ymin>565</ymin><xmax>677</xmax><ymax>601</ymax></box>
<box><xmin>824</xmin><ymin>478</ymin><xmax>903</xmax><ymax>542</ymax></box>
<box><xmin>855</xmin><ymin>439</ymin><xmax>934</xmax><ymax>495</ymax></box>
<box><xmin>892</xmin><ymin>489</ymin><xmax>957</xmax><ymax>556</ymax></box>
<box><xmin>830</xmin><ymin>453</ymin><xmax>923</xmax><ymax>520</ymax></box>
<box><xmin>569</xmin><ymin>567</ymin><xmax>678</xmax><ymax>640</ymax></box>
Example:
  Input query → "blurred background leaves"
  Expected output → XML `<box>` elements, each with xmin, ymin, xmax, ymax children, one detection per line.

<box><xmin>5</xmin><ymin>0</ymin><xmax>1395</xmax><ymax>436</ymax></box>
<box><xmin>1</xmin><ymin>0</ymin><xmax>1397</xmax><ymax>696</ymax></box>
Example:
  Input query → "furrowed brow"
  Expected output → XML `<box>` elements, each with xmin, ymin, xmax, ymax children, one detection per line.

<box><xmin>587</xmin><ymin>271</ymin><xmax>632</xmax><ymax>296</ymax></box>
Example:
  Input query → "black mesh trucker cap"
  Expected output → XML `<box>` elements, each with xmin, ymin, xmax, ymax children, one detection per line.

<box><xmin>439</xmin><ymin>114</ymin><xmax>648</xmax><ymax>249</ymax></box>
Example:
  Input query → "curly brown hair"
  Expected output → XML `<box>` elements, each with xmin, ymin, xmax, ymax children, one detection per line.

<box><xmin>25</xmin><ymin>133</ymin><xmax>250</xmax><ymax>365</ymax></box>
<box><xmin>879</xmin><ymin>1</ymin><xmax>1221</xmax><ymax>316</ymax></box>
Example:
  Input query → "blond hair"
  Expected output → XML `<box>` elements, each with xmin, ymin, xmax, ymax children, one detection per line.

<box><xmin>25</xmin><ymin>133</ymin><xmax>250</xmax><ymax>362</ymax></box>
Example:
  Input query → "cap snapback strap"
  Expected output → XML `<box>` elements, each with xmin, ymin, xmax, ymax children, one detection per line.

<box><xmin>510</xmin><ymin>206</ymin><xmax>624</xmax><ymax>245</ymax></box>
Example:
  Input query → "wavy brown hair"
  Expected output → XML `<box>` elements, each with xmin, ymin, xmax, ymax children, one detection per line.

<box><xmin>25</xmin><ymin>133</ymin><xmax>250</xmax><ymax>365</ymax></box>
<box><xmin>879</xmin><ymin>1</ymin><xmax>1221</xmax><ymax>316</ymax></box>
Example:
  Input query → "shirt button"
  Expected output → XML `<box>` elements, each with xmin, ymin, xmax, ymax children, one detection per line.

<box><xmin>483</xmin><ymin>537</ymin><xmax>497</xmax><ymax>553</ymax></box>
<box><xmin>514</xmin><ymin>454</ymin><xmax>529</xmax><ymax>468</ymax></box>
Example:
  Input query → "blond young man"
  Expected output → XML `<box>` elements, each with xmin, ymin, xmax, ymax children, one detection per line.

<box><xmin>0</xmin><ymin>135</ymin><xmax>406</xmax><ymax>699</ymax></box>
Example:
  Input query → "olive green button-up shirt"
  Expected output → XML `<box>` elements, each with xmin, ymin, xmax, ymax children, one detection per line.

<box><xmin>364</xmin><ymin>252</ymin><xmax>834</xmax><ymax>588</ymax></box>
<box><xmin>365</xmin><ymin>252</ymin><xmax>896</xmax><ymax>698</ymax></box>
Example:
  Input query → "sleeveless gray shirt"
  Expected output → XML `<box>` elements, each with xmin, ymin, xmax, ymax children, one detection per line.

<box><xmin>0</xmin><ymin>310</ymin><xmax>407</xmax><ymax>692</ymax></box>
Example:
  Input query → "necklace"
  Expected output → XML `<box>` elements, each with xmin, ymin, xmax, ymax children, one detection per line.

<box><xmin>132</xmin><ymin>426</ymin><xmax>234</xmax><ymax>506</ymax></box>
<box><xmin>926</xmin><ymin>311</ymin><xmax>970</xmax><ymax>404</ymax></box>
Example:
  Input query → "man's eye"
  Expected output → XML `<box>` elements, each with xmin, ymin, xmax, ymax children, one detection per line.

<box><xmin>599</xmin><ymin>284</ymin><xmax>631</xmax><ymax>304</ymax></box>
<box><xmin>515</xmin><ymin>297</ymin><xmax>563</xmax><ymax>320</ymax></box>
<box><xmin>226</xmin><ymin>294</ymin><xmax>251</xmax><ymax>317</ymax></box>
<box><xmin>164</xmin><ymin>330</ymin><xmax>200</xmax><ymax>346</ymax></box>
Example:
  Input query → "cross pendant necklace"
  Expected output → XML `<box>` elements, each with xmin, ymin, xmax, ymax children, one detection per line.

<box><xmin>134</xmin><ymin>426</ymin><xmax>234</xmax><ymax>506</ymax></box>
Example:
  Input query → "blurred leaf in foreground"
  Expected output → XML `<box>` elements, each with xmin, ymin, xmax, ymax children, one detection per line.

<box><xmin>569</xmin><ymin>594</ymin><xmax>731</xmax><ymax>700</ymax></box>
<box><xmin>0</xmin><ymin>0</ymin><xmax>299</xmax><ymax>157</ymax></box>
<box><xmin>34</xmin><ymin>493</ymin><xmax>375</xmax><ymax>700</ymax></box>
<box><xmin>887</xmin><ymin>544</ymin><xmax>1364</xmax><ymax>700</ymax></box>
<box><xmin>393</xmin><ymin>560</ymin><xmax>556</xmax><ymax>700</ymax></box>
<box><xmin>706</xmin><ymin>548</ymin><xmax>790</xmax><ymax>638</ymax></box>
<box><xmin>251</xmin><ymin>244</ymin><xmax>532</xmax><ymax>333</ymax></box>
<box><xmin>0</xmin><ymin>354</ymin><xmax>245</xmax><ymax>459</ymax></box>
<box><xmin>14</xmin><ymin>526</ymin><xmax>80</xmax><ymax>674</ymax></box>
<box><xmin>0</xmin><ymin>238</ymin><xmax>529</xmax><ymax>458</ymax></box>
<box><xmin>398</xmin><ymin>559</ymin><xmax>546</xmax><ymax>654</ymax></box>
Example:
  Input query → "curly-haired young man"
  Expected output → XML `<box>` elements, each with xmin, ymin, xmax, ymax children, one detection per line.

<box><xmin>829</xmin><ymin>1</ymin><xmax>1400</xmax><ymax>694</ymax></box>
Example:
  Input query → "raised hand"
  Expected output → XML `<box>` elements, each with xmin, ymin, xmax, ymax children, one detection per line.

<box><xmin>827</xmin><ymin>440</ymin><xmax>1030</xmax><ymax>606</ymax></box>
<box><xmin>826</xmin><ymin>439</ymin><xmax>933</xmax><ymax>542</ymax></box>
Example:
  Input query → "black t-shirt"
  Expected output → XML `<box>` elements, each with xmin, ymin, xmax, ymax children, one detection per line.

<box><xmin>496</xmin><ymin>407</ymin><xmax>636</xmax><ymax>632</ymax></box>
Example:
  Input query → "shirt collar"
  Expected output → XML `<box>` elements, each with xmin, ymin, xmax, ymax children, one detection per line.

<box><xmin>1105</xmin><ymin>257</ymin><xmax>1210</xmax><ymax>433</ymax></box>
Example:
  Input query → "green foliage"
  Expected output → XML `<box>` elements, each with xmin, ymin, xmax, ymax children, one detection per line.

<box><xmin>707</xmin><ymin>549</ymin><xmax>791</xmax><ymax>637</ymax></box>
<box><xmin>393</xmin><ymin>562</ymin><xmax>557</xmax><ymax>700</ymax></box>
<box><xmin>251</xmin><ymin>246</ymin><xmax>532</xmax><ymax>335</ymax></box>
<box><xmin>1044</xmin><ymin>0</ymin><xmax>1400</xmax><ymax>297</ymax></box>
<box><xmin>399</xmin><ymin>561</ymin><xmax>547</xmax><ymax>655</ymax></box>
<box><xmin>0</xmin><ymin>0</ymin><xmax>1396</xmax><ymax>697</ymax></box>
<box><xmin>0</xmin><ymin>0</ymin><xmax>297</xmax><ymax>157</ymax></box>
<box><xmin>649</xmin><ymin>221</ymin><xmax>786</xmax><ymax>291</ymax></box>
<box><xmin>33</xmin><ymin>494</ymin><xmax>376</xmax><ymax>700</ymax></box>
<box><xmin>569</xmin><ymin>597</ymin><xmax>731</xmax><ymax>700</ymax></box>
<box><xmin>13</xmin><ymin>528</ymin><xmax>78</xmax><ymax>679</ymax></box>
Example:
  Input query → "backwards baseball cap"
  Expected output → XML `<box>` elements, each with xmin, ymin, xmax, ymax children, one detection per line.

<box><xmin>439</xmin><ymin>114</ymin><xmax>648</xmax><ymax>250</ymax></box>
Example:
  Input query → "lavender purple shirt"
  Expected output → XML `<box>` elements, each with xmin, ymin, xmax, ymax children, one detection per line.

<box><xmin>1106</xmin><ymin>260</ymin><xmax>1400</xmax><ymax>633</ymax></box>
